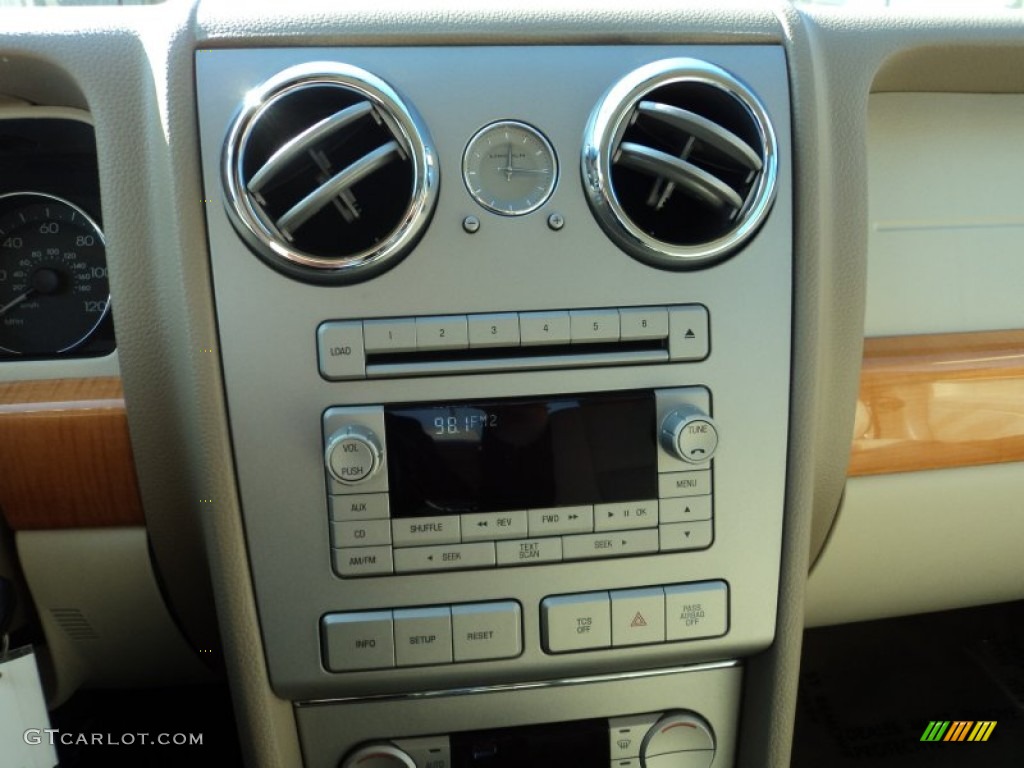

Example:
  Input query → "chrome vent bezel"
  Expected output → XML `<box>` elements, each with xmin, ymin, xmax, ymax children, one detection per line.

<box><xmin>222</xmin><ymin>62</ymin><xmax>438</xmax><ymax>284</ymax></box>
<box><xmin>582</xmin><ymin>58</ymin><xmax>778</xmax><ymax>270</ymax></box>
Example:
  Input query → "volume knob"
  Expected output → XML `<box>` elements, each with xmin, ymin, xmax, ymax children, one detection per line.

<box><xmin>340</xmin><ymin>743</ymin><xmax>415</xmax><ymax>768</ymax></box>
<box><xmin>660</xmin><ymin>406</ymin><xmax>718</xmax><ymax>464</ymax></box>
<box><xmin>325</xmin><ymin>425</ymin><xmax>383</xmax><ymax>485</ymax></box>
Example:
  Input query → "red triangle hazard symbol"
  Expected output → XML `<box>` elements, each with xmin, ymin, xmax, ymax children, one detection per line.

<box><xmin>630</xmin><ymin>612</ymin><xmax>648</xmax><ymax>628</ymax></box>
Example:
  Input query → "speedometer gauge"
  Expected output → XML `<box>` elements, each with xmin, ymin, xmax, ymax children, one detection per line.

<box><xmin>0</xmin><ymin>192</ymin><xmax>109</xmax><ymax>356</ymax></box>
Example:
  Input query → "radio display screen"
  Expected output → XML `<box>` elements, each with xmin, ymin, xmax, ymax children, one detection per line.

<box><xmin>384</xmin><ymin>391</ymin><xmax>657</xmax><ymax>517</ymax></box>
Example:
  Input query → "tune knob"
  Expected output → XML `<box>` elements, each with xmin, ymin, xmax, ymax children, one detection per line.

<box><xmin>325</xmin><ymin>424</ymin><xmax>384</xmax><ymax>485</ymax></box>
<box><xmin>641</xmin><ymin>711</ymin><xmax>716</xmax><ymax>768</ymax></box>
<box><xmin>340</xmin><ymin>743</ymin><xmax>415</xmax><ymax>768</ymax></box>
<box><xmin>660</xmin><ymin>406</ymin><xmax>718</xmax><ymax>464</ymax></box>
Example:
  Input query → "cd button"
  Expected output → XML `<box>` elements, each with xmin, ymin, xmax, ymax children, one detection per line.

<box><xmin>462</xmin><ymin>511</ymin><xmax>528</xmax><ymax>542</ymax></box>
<box><xmin>391</xmin><ymin>515</ymin><xmax>461</xmax><ymax>547</ymax></box>
<box><xmin>330</xmin><ymin>519</ymin><xmax>392</xmax><ymax>548</ymax></box>
<box><xmin>528</xmin><ymin>506</ymin><xmax>593</xmax><ymax>536</ymax></box>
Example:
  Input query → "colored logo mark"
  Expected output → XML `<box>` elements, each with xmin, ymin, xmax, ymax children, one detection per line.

<box><xmin>920</xmin><ymin>721</ymin><xmax>997</xmax><ymax>742</ymax></box>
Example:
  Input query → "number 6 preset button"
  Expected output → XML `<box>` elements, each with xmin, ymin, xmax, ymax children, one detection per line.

<box><xmin>541</xmin><ymin>591</ymin><xmax>611</xmax><ymax>652</ymax></box>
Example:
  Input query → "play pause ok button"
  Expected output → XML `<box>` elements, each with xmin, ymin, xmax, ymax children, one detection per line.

<box><xmin>610</xmin><ymin>587</ymin><xmax>665</xmax><ymax>647</ymax></box>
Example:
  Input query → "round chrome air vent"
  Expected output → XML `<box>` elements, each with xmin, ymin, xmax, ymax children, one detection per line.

<box><xmin>222</xmin><ymin>63</ymin><xmax>438</xmax><ymax>284</ymax></box>
<box><xmin>582</xmin><ymin>58</ymin><xmax>777</xmax><ymax>269</ymax></box>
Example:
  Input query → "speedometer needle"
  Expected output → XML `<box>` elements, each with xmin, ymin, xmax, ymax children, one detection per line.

<box><xmin>0</xmin><ymin>290</ymin><xmax>34</xmax><ymax>318</ymax></box>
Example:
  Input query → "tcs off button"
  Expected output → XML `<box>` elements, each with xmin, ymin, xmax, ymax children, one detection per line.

<box><xmin>325</xmin><ymin>425</ymin><xmax>383</xmax><ymax>485</ymax></box>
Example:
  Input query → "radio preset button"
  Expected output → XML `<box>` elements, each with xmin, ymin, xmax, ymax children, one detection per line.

<box><xmin>393</xmin><ymin>542</ymin><xmax>496</xmax><ymax>573</ymax></box>
<box><xmin>619</xmin><ymin>306</ymin><xmax>669</xmax><ymax>341</ymax></box>
<box><xmin>594</xmin><ymin>500</ymin><xmax>659</xmax><ymax>532</ymax></box>
<box><xmin>562</xmin><ymin>529</ymin><xmax>659</xmax><ymax>561</ymax></box>
<box><xmin>461</xmin><ymin>511</ymin><xmax>528</xmax><ymax>542</ymax></box>
<box><xmin>329</xmin><ymin>493</ymin><xmax>390</xmax><ymax>522</ymax></box>
<box><xmin>317</xmin><ymin>321</ymin><xmax>367</xmax><ymax>381</ymax></box>
<box><xmin>331</xmin><ymin>519</ymin><xmax>392</xmax><ymax>548</ymax></box>
<box><xmin>659</xmin><ymin>521</ymin><xmax>713</xmax><ymax>552</ymax></box>
<box><xmin>519</xmin><ymin>311</ymin><xmax>570</xmax><ymax>346</ymax></box>
<box><xmin>668</xmin><ymin>305</ymin><xmax>710</xmax><ymax>361</ymax></box>
<box><xmin>570</xmin><ymin>309</ymin><xmax>620</xmax><ymax>343</ymax></box>
<box><xmin>416</xmin><ymin>315</ymin><xmax>469</xmax><ymax>350</ymax></box>
<box><xmin>364</xmin><ymin>318</ymin><xmax>418</xmax><ymax>353</ymax></box>
<box><xmin>452</xmin><ymin>601</ymin><xmax>522</xmax><ymax>662</ymax></box>
<box><xmin>321</xmin><ymin>611</ymin><xmax>395</xmax><ymax>671</ymax></box>
<box><xmin>528</xmin><ymin>505</ymin><xmax>593</xmax><ymax>537</ymax></box>
<box><xmin>468</xmin><ymin>313</ymin><xmax>521</xmax><ymax>349</ymax></box>
<box><xmin>542</xmin><ymin>592</ymin><xmax>611</xmax><ymax>652</ymax></box>
<box><xmin>664</xmin><ymin>581</ymin><xmax>729</xmax><ymax>641</ymax></box>
<box><xmin>332</xmin><ymin>546</ymin><xmax>394</xmax><ymax>578</ymax></box>
<box><xmin>495</xmin><ymin>537</ymin><xmax>563</xmax><ymax>566</ymax></box>
<box><xmin>393</xmin><ymin>606</ymin><xmax>453</xmax><ymax>667</ymax></box>
<box><xmin>391</xmin><ymin>515</ymin><xmax>461</xmax><ymax>547</ymax></box>
<box><xmin>658</xmin><ymin>470</ymin><xmax>712</xmax><ymax>499</ymax></box>
<box><xmin>659</xmin><ymin>496</ymin><xmax>713</xmax><ymax>524</ymax></box>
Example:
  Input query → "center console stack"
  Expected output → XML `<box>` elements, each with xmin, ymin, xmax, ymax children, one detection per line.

<box><xmin>197</xmin><ymin>44</ymin><xmax>791</xmax><ymax>768</ymax></box>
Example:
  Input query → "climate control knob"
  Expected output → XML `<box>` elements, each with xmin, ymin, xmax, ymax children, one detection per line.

<box><xmin>340</xmin><ymin>743</ymin><xmax>415</xmax><ymax>768</ymax></box>
<box><xmin>641</xmin><ymin>711</ymin><xmax>716</xmax><ymax>768</ymax></box>
<box><xmin>660</xmin><ymin>406</ymin><xmax>718</xmax><ymax>464</ymax></box>
<box><xmin>325</xmin><ymin>424</ymin><xmax>384</xmax><ymax>485</ymax></box>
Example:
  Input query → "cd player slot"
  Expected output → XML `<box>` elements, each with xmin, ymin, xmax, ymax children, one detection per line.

<box><xmin>365</xmin><ymin>341</ymin><xmax>667</xmax><ymax>378</ymax></box>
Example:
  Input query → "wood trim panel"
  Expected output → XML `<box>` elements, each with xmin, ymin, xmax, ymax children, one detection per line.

<box><xmin>850</xmin><ymin>331</ymin><xmax>1024</xmax><ymax>476</ymax></box>
<box><xmin>0</xmin><ymin>377</ymin><xmax>144</xmax><ymax>529</ymax></box>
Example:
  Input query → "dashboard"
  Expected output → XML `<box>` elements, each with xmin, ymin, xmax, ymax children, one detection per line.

<box><xmin>0</xmin><ymin>2</ymin><xmax>1022</xmax><ymax>768</ymax></box>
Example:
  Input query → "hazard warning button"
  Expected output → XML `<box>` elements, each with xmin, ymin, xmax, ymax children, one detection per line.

<box><xmin>610</xmin><ymin>587</ymin><xmax>665</xmax><ymax>647</ymax></box>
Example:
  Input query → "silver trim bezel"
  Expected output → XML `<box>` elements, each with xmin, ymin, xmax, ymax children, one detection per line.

<box><xmin>296</xmin><ymin>659</ymin><xmax>741</xmax><ymax>706</ymax></box>
<box><xmin>581</xmin><ymin>58</ymin><xmax>778</xmax><ymax>269</ymax></box>
<box><xmin>221</xmin><ymin>62</ymin><xmax>439</xmax><ymax>284</ymax></box>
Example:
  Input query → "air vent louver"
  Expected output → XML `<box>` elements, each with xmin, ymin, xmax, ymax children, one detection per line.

<box><xmin>582</xmin><ymin>59</ymin><xmax>777</xmax><ymax>269</ymax></box>
<box><xmin>222</xmin><ymin>63</ymin><xmax>438</xmax><ymax>284</ymax></box>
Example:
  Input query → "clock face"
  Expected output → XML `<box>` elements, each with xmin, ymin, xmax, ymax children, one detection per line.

<box><xmin>462</xmin><ymin>120</ymin><xmax>558</xmax><ymax>216</ymax></box>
